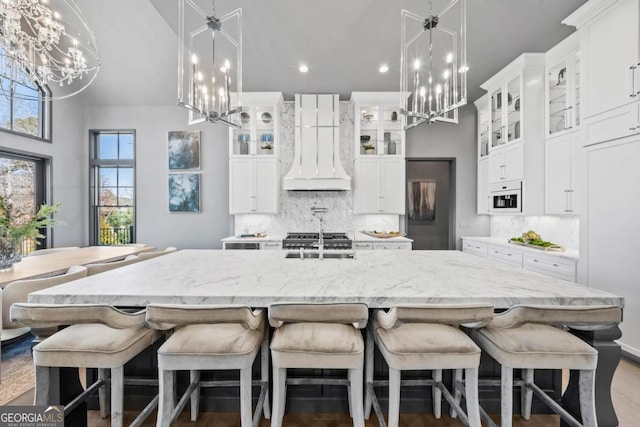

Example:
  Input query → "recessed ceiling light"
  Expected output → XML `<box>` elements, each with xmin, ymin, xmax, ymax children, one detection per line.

<box><xmin>299</xmin><ymin>64</ymin><xmax>309</xmax><ymax>73</ymax></box>
<box><xmin>379</xmin><ymin>64</ymin><xmax>389</xmax><ymax>73</ymax></box>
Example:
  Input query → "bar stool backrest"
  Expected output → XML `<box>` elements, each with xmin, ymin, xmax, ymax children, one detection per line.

<box><xmin>145</xmin><ymin>304</ymin><xmax>263</xmax><ymax>330</ymax></box>
<box><xmin>488</xmin><ymin>305</ymin><xmax>622</xmax><ymax>330</ymax></box>
<box><xmin>10</xmin><ymin>303</ymin><xmax>146</xmax><ymax>329</ymax></box>
<box><xmin>268</xmin><ymin>302</ymin><xmax>369</xmax><ymax>329</ymax></box>
<box><xmin>376</xmin><ymin>303</ymin><xmax>495</xmax><ymax>329</ymax></box>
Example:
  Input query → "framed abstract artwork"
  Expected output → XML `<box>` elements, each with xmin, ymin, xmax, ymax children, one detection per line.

<box><xmin>168</xmin><ymin>173</ymin><xmax>200</xmax><ymax>212</ymax></box>
<box><xmin>407</xmin><ymin>180</ymin><xmax>436</xmax><ymax>220</ymax></box>
<box><xmin>168</xmin><ymin>131</ymin><xmax>201</xmax><ymax>170</ymax></box>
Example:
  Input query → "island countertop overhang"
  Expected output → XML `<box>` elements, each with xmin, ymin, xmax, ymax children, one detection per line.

<box><xmin>28</xmin><ymin>250</ymin><xmax>624</xmax><ymax>309</ymax></box>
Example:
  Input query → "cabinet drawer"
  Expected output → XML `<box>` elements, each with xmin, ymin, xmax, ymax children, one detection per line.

<box><xmin>373</xmin><ymin>242</ymin><xmax>412</xmax><ymax>250</ymax></box>
<box><xmin>583</xmin><ymin>103</ymin><xmax>640</xmax><ymax>146</ymax></box>
<box><xmin>487</xmin><ymin>245</ymin><xmax>523</xmax><ymax>266</ymax></box>
<box><xmin>462</xmin><ymin>240</ymin><xmax>488</xmax><ymax>257</ymax></box>
<box><xmin>260</xmin><ymin>242</ymin><xmax>282</xmax><ymax>250</ymax></box>
<box><xmin>523</xmin><ymin>253</ymin><xmax>576</xmax><ymax>282</ymax></box>
<box><xmin>353</xmin><ymin>242</ymin><xmax>373</xmax><ymax>251</ymax></box>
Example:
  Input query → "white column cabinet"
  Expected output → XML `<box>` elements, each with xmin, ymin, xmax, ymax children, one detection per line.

<box><xmin>477</xmin><ymin>158</ymin><xmax>490</xmax><ymax>215</ymax></box>
<box><xmin>354</xmin><ymin>158</ymin><xmax>405</xmax><ymax>214</ymax></box>
<box><xmin>545</xmin><ymin>133</ymin><xmax>577</xmax><ymax>215</ymax></box>
<box><xmin>228</xmin><ymin>92</ymin><xmax>282</xmax><ymax>214</ymax></box>
<box><xmin>545</xmin><ymin>33</ymin><xmax>581</xmax><ymax>137</ymax></box>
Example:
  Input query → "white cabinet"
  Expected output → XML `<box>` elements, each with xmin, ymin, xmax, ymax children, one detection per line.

<box><xmin>351</xmin><ymin>92</ymin><xmax>405</xmax><ymax>157</ymax></box>
<box><xmin>545</xmin><ymin>134</ymin><xmax>577</xmax><ymax>215</ymax></box>
<box><xmin>487</xmin><ymin>244</ymin><xmax>523</xmax><ymax>267</ymax></box>
<box><xmin>564</xmin><ymin>0</ymin><xmax>640</xmax><ymax>145</ymax></box>
<box><xmin>545</xmin><ymin>33</ymin><xmax>581</xmax><ymax>137</ymax></box>
<box><xmin>354</xmin><ymin>158</ymin><xmax>405</xmax><ymax>214</ymax></box>
<box><xmin>462</xmin><ymin>239</ymin><xmax>488</xmax><ymax>257</ymax></box>
<box><xmin>477</xmin><ymin>158</ymin><xmax>490</xmax><ymax>215</ymax></box>
<box><xmin>228</xmin><ymin>92</ymin><xmax>282</xmax><ymax>214</ymax></box>
<box><xmin>488</xmin><ymin>143</ymin><xmax>524</xmax><ymax>183</ymax></box>
<box><xmin>229</xmin><ymin>158</ymin><xmax>278</xmax><ymax>214</ymax></box>
<box><xmin>523</xmin><ymin>252</ymin><xmax>577</xmax><ymax>282</ymax></box>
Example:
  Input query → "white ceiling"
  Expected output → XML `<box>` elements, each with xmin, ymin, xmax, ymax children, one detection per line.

<box><xmin>74</xmin><ymin>0</ymin><xmax>587</xmax><ymax>106</ymax></box>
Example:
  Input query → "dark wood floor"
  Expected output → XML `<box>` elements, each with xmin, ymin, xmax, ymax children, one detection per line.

<box><xmin>8</xmin><ymin>359</ymin><xmax>639</xmax><ymax>426</ymax></box>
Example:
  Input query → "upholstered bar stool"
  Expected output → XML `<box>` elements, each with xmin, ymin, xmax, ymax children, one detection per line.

<box><xmin>268</xmin><ymin>302</ymin><xmax>369</xmax><ymax>427</ymax></box>
<box><xmin>10</xmin><ymin>303</ymin><xmax>160</xmax><ymax>427</ymax></box>
<box><xmin>145</xmin><ymin>304</ymin><xmax>269</xmax><ymax>427</ymax></box>
<box><xmin>365</xmin><ymin>304</ymin><xmax>494</xmax><ymax>427</ymax></box>
<box><xmin>86</xmin><ymin>254</ymin><xmax>140</xmax><ymax>276</ymax></box>
<box><xmin>472</xmin><ymin>304</ymin><xmax>622</xmax><ymax>427</ymax></box>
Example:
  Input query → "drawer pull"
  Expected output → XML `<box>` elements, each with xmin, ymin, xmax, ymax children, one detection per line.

<box><xmin>553</xmin><ymin>264</ymin><xmax>559</xmax><ymax>267</ymax></box>
<box><xmin>533</xmin><ymin>259</ymin><xmax>538</xmax><ymax>262</ymax></box>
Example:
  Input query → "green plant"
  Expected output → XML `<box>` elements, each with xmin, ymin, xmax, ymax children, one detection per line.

<box><xmin>260</xmin><ymin>143</ymin><xmax>273</xmax><ymax>150</ymax></box>
<box><xmin>0</xmin><ymin>195</ymin><xmax>61</xmax><ymax>242</ymax></box>
<box><xmin>363</xmin><ymin>144</ymin><xmax>375</xmax><ymax>150</ymax></box>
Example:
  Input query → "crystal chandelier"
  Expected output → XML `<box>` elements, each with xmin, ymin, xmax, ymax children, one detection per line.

<box><xmin>177</xmin><ymin>0</ymin><xmax>242</xmax><ymax>128</ymax></box>
<box><xmin>401</xmin><ymin>0</ymin><xmax>468</xmax><ymax>129</ymax></box>
<box><xmin>0</xmin><ymin>0</ymin><xmax>100</xmax><ymax>100</ymax></box>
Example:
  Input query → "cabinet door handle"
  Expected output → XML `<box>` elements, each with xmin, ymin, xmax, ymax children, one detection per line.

<box><xmin>630</xmin><ymin>65</ymin><xmax>637</xmax><ymax>98</ymax></box>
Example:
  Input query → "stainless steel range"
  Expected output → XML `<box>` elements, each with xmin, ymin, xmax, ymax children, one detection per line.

<box><xmin>282</xmin><ymin>232</ymin><xmax>352</xmax><ymax>250</ymax></box>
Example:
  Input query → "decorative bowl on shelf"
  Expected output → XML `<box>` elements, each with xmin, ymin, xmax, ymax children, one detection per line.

<box><xmin>360</xmin><ymin>135</ymin><xmax>371</xmax><ymax>142</ymax></box>
<box><xmin>240</xmin><ymin>112</ymin><xmax>250</xmax><ymax>124</ymax></box>
<box><xmin>261</xmin><ymin>112</ymin><xmax>272</xmax><ymax>124</ymax></box>
<box><xmin>363</xmin><ymin>114</ymin><xmax>374</xmax><ymax>123</ymax></box>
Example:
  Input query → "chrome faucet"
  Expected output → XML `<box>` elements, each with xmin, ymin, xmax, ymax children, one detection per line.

<box><xmin>311</xmin><ymin>207</ymin><xmax>327</xmax><ymax>259</ymax></box>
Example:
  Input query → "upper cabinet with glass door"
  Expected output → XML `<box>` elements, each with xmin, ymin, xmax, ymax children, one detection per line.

<box><xmin>545</xmin><ymin>33</ymin><xmax>580</xmax><ymax>137</ymax></box>
<box><xmin>229</xmin><ymin>92</ymin><xmax>283</xmax><ymax>157</ymax></box>
<box><xmin>481</xmin><ymin>54</ymin><xmax>545</xmax><ymax>148</ymax></box>
<box><xmin>351</xmin><ymin>92</ymin><xmax>406</xmax><ymax>157</ymax></box>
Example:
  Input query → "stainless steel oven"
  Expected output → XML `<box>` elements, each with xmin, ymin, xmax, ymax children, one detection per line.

<box><xmin>489</xmin><ymin>180</ymin><xmax>522</xmax><ymax>213</ymax></box>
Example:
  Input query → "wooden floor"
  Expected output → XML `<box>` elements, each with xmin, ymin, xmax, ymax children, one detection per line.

<box><xmin>8</xmin><ymin>359</ymin><xmax>639</xmax><ymax>426</ymax></box>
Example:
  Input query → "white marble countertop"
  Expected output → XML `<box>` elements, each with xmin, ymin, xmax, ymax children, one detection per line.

<box><xmin>353</xmin><ymin>231</ymin><xmax>414</xmax><ymax>243</ymax></box>
<box><xmin>30</xmin><ymin>250</ymin><xmax>621</xmax><ymax>308</ymax></box>
<box><xmin>221</xmin><ymin>235</ymin><xmax>285</xmax><ymax>243</ymax></box>
<box><xmin>461</xmin><ymin>236</ymin><xmax>579</xmax><ymax>261</ymax></box>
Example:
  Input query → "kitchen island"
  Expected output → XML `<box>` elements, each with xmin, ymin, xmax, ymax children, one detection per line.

<box><xmin>28</xmin><ymin>250</ymin><xmax>624</xmax><ymax>426</ymax></box>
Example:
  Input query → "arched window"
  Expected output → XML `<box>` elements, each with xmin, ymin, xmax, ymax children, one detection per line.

<box><xmin>0</xmin><ymin>47</ymin><xmax>52</xmax><ymax>141</ymax></box>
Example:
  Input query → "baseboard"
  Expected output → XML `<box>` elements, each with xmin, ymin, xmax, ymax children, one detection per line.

<box><xmin>621</xmin><ymin>342</ymin><xmax>640</xmax><ymax>366</ymax></box>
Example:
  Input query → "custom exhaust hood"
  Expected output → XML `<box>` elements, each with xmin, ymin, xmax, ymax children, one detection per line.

<box><xmin>283</xmin><ymin>94</ymin><xmax>351</xmax><ymax>191</ymax></box>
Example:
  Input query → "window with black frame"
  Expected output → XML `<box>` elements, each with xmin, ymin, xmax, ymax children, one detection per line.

<box><xmin>0</xmin><ymin>47</ymin><xmax>51</xmax><ymax>140</ymax></box>
<box><xmin>89</xmin><ymin>131</ymin><xmax>136</xmax><ymax>245</ymax></box>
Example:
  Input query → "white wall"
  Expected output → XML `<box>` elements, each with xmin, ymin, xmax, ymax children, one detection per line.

<box><xmin>1</xmin><ymin>98</ymin><xmax>86</xmax><ymax>247</ymax></box>
<box><xmin>83</xmin><ymin>106</ymin><xmax>231</xmax><ymax>249</ymax></box>
<box><xmin>405</xmin><ymin>104</ymin><xmax>491</xmax><ymax>248</ymax></box>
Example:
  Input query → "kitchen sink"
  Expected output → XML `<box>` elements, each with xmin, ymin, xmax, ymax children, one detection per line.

<box><xmin>285</xmin><ymin>252</ymin><xmax>355</xmax><ymax>259</ymax></box>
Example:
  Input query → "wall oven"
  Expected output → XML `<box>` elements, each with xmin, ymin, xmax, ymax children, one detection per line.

<box><xmin>489</xmin><ymin>180</ymin><xmax>522</xmax><ymax>214</ymax></box>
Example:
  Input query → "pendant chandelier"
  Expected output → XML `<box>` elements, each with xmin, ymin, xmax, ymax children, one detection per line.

<box><xmin>177</xmin><ymin>0</ymin><xmax>242</xmax><ymax>128</ymax></box>
<box><xmin>0</xmin><ymin>0</ymin><xmax>100</xmax><ymax>101</ymax></box>
<box><xmin>400</xmin><ymin>0</ymin><xmax>468</xmax><ymax>129</ymax></box>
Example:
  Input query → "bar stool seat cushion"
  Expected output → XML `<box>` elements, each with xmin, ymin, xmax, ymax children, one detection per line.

<box><xmin>33</xmin><ymin>324</ymin><xmax>157</xmax><ymax>368</ymax></box>
<box><xmin>158</xmin><ymin>323</ymin><xmax>263</xmax><ymax>369</ymax></box>
<box><xmin>377</xmin><ymin>323</ymin><xmax>481</xmax><ymax>370</ymax></box>
<box><xmin>476</xmin><ymin>324</ymin><xmax>598</xmax><ymax>370</ymax></box>
<box><xmin>271</xmin><ymin>322</ymin><xmax>364</xmax><ymax>369</ymax></box>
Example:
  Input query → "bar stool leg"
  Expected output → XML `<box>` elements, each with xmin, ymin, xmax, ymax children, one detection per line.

<box><xmin>465</xmin><ymin>368</ymin><xmax>482</xmax><ymax>427</ymax></box>
<box><xmin>450</xmin><ymin>368</ymin><xmax>463</xmax><ymax>418</ymax></box>
<box><xmin>110</xmin><ymin>366</ymin><xmax>124</xmax><ymax>427</ymax></box>
<box><xmin>271</xmin><ymin>367</ymin><xmax>286</xmax><ymax>427</ymax></box>
<box><xmin>388</xmin><ymin>367</ymin><xmax>401</xmax><ymax>427</ymax></box>
<box><xmin>349</xmin><ymin>368</ymin><xmax>365</xmax><ymax>427</ymax></box>
<box><xmin>432</xmin><ymin>369</ymin><xmax>442</xmax><ymax>418</ymax></box>
<box><xmin>521</xmin><ymin>368</ymin><xmax>534</xmax><ymax>420</ymax></box>
<box><xmin>579</xmin><ymin>369</ymin><xmax>597</xmax><ymax>427</ymax></box>
<box><xmin>98</xmin><ymin>368</ymin><xmax>110</xmax><ymax>418</ymax></box>
<box><xmin>157</xmin><ymin>369</ymin><xmax>175</xmax><ymax>427</ymax></box>
<box><xmin>35</xmin><ymin>366</ymin><xmax>59</xmax><ymax>405</ymax></box>
<box><xmin>364</xmin><ymin>325</ymin><xmax>375</xmax><ymax>420</ymax></box>
<box><xmin>240</xmin><ymin>367</ymin><xmax>252</xmax><ymax>427</ymax></box>
<box><xmin>261</xmin><ymin>335</ymin><xmax>271</xmax><ymax>419</ymax></box>
<box><xmin>190</xmin><ymin>370</ymin><xmax>200</xmax><ymax>421</ymax></box>
<box><xmin>501</xmin><ymin>365</ymin><xmax>514</xmax><ymax>427</ymax></box>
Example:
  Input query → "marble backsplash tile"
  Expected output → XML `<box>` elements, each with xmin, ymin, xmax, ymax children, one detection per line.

<box><xmin>234</xmin><ymin>101</ymin><xmax>399</xmax><ymax>236</ymax></box>
<box><xmin>491</xmin><ymin>215</ymin><xmax>579</xmax><ymax>251</ymax></box>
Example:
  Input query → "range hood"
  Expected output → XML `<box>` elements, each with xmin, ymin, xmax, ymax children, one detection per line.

<box><xmin>283</xmin><ymin>94</ymin><xmax>351</xmax><ymax>191</ymax></box>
